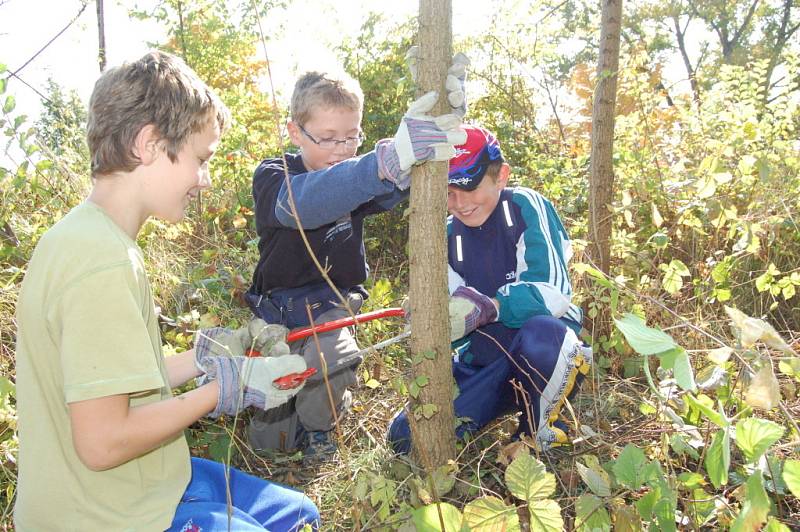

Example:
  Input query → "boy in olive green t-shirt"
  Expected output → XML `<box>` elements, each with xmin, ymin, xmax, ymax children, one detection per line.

<box><xmin>14</xmin><ymin>51</ymin><xmax>318</xmax><ymax>531</ymax></box>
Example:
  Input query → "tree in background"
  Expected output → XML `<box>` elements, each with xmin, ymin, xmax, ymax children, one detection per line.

<box><xmin>587</xmin><ymin>0</ymin><xmax>623</xmax><ymax>345</ymax></box>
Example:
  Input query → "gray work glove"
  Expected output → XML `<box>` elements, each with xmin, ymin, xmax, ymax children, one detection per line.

<box><xmin>448</xmin><ymin>286</ymin><xmax>498</xmax><ymax>341</ymax></box>
<box><xmin>194</xmin><ymin>319</ymin><xmax>291</xmax><ymax>371</ymax></box>
<box><xmin>199</xmin><ymin>354</ymin><xmax>307</xmax><ymax>418</ymax></box>
<box><xmin>374</xmin><ymin>91</ymin><xmax>466</xmax><ymax>189</ymax></box>
<box><xmin>405</xmin><ymin>46</ymin><xmax>470</xmax><ymax>118</ymax></box>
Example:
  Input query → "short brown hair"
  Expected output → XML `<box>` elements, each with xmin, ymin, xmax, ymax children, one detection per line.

<box><xmin>87</xmin><ymin>51</ymin><xmax>230</xmax><ymax>176</ymax></box>
<box><xmin>290</xmin><ymin>71</ymin><xmax>363</xmax><ymax>125</ymax></box>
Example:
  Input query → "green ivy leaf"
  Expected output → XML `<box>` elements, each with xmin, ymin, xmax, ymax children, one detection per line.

<box><xmin>735</xmin><ymin>417</ymin><xmax>785</xmax><ymax>463</ymax></box>
<box><xmin>462</xmin><ymin>496</ymin><xmax>520</xmax><ymax>531</ymax></box>
<box><xmin>411</xmin><ymin>502</ymin><xmax>464</xmax><ymax>532</ymax></box>
<box><xmin>614</xmin><ymin>314</ymin><xmax>677</xmax><ymax>355</ymax></box>
<box><xmin>505</xmin><ymin>454</ymin><xmax>554</xmax><ymax>502</ymax></box>
<box><xmin>782</xmin><ymin>460</ymin><xmax>800</xmax><ymax>497</ymax></box>
<box><xmin>730</xmin><ymin>471</ymin><xmax>770</xmax><ymax>532</ymax></box>
<box><xmin>705</xmin><ymin>429</ymin><xmax>730</xmax><ymax>489</ymax></box>
<box><xmin>575</xmin><ymin>494</ymin><xmax>611</xmax><ymax>532</ymax></box>
<box><xmin>420</xmin><ymin>403</ymin><xmax>438</xmax><ymax>419</ymax></box>
<box><xmin>612</xmin><ymin>444</ymin><xmax>647</xmax><ymax>491</ymax></box>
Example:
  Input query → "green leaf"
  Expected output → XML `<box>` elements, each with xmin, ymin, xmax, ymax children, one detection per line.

<box><xmin>3</xmin><ymin>95</ymin><xmax>15</xmax><ymax>113</ymax></box>
<box><xmin>420</xmin><ymin>403</ymin><xmax>438</xmax><ymax>419</ymax></box>
<box><xmin>612</xmin><ymin>504</ymin><xmax>643</xmax><ymax>532</ymax></box>
<box><xmin>576</xmin><ymin>455</ymin><xmax>612</xmax><ymax>497</ymax></box>
<box><xmin>672</xmin><ymin>348</ymin><xmax>697</xmax><ymax>391</ymax></box>
<box><xmin>705</xmin><ymin>429</ymin><xmax>730</xmax><ymax>489</ymax></box>
<box><xmin>528</xmin><ymin>499</ymin><xmax>564</xmax><ymax>532</ymax></box>
<box><xmin>462</xmin><ymin>496</ymin><xmax>520</xmax><ymax>531</ymax></box>
<box><xmin>411</xmin><ymin>502</ymin><xmax>464</xmax><ymax>532</ymax></box>
<box><xmin>764</xmin><ymin>518</ymin><xmax>792</xmax><ymax>532</ymax></box>
<box><xmin>695</xmin><ymin>174</ymin><xmax>717</xmax><ymax>199</ymax></box>
<box><xmin>505</xmin><ymin>454</ymin><xmax>554</xmax><ymax>502</ymax></box>
<box><xmin>782</xmin><ymin>460</ymin><xmax>800</xmax><ymax>497</ymax></box>
<box><xmin>614</xmin><ymin>314</ymin><xmax>677</xmax><ymax>355</ymax></box>
<box><xmin>684</xmin><ymin>393</ymin><xmax>729</xmax><ymax>428</ymax></box>
<box><xmin>735</xmin><ymin>417</ymin><xmax>785</xmax><ymax>463</ymax></box>
<box><xmin>575</xmin><ymin>494</ymin><xmax>611</xmax><ymax>532</ymax></box>
<box><xmin>688</xmin><ymin>489</ymin><xmax>717</xmax><ymax>528</ymax></box>
<box><xmin>677</xmin><ymin>472</ymin><xmax>706</xmax><ymax>490</ymax></box>
<box><xmin>730</xmin><ymin>471</ymin><xmax>770</xmax><ymax>532</ymax></box>
<box><xmin>612</xmin><ymin>444</ymin><xmax>647</xmax><ymax>491</ymax></box>
<box><xmin>0</xmin><ymin>77</ymin><xmax>6</xmax><ymax>95</ymax></box>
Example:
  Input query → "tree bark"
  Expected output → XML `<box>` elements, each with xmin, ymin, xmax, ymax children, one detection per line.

<box><xmin>407</xmin><ymin>0</ymin><xmax>456</xmax><ymax>469</ymax></box>
<box><xmin>588</xmin><ymin>0</ymin><xmax>622</xmax><ymax>341</ymax></box>
<box><xmin>96</xmin><ymin>0</ymin><xmax>106</xmax><ymax>72</ymax></box>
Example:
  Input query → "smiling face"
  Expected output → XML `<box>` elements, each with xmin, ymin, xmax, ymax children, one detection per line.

<box><xmin>287</xmin><ymin>105</ymin><xmax>362</xmax><ymax>171</ymax></box>
<box><xmin>447</xmin><ymin>163</ymin><xmax>510</xmax><ymax>227</ymax></box>
<box><xmin>145</xmin><ymin>118</ymin><xmax>221</xmax><ymax>223</ymax></box>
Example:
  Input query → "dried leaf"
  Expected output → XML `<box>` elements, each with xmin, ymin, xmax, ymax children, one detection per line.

<box><xmin>745</xmin><ymin>365</ymin><xmax>781</xmax><ymax>410</ymax></box>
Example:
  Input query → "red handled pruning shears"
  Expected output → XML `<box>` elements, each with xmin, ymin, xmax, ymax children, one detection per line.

<box><xmin>272</xmin><ymin>367</ymin><xmax>318</xmax><ymax>390</ymax></box>
<box><xmin>244</xmin><ymin>307</ymin><xmax>406</xmax><ymax>389</ymax></box>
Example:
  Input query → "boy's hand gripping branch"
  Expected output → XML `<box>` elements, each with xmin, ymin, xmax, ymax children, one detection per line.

<box><xmin>375</xmin><ymin>91</ymin><xmax>467</xmax><ymax>189</ymax></box>
<box><xmin>405</xmin><ymin>46</ymin><xmax>470</xmax><ymax>118</ymax></box>
<box><xmin>448</xmin><ymin>286</ymin><xmax>499</xmax><ymax>341</ymax></box>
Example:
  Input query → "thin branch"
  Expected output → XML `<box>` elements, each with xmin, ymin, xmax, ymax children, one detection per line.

<box><xmin>5</xmin><ymin>1</ymin><xmax>89</xmax><ymax>81</ymax></box>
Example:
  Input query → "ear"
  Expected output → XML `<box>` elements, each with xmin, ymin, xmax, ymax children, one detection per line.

<box><xmin>132</xmin><ymin>124</ymin><xmax>162</xmax><ymax>166</ymax></box>
<box><xmin>286</xmin><ymin>121</ymin><xmax>302</xmax><ymax>147</ymax></box>
<box><xmin>495</xmin><ymin>163</ymin><xmax>511</xmax><ymax>189</ymax></box>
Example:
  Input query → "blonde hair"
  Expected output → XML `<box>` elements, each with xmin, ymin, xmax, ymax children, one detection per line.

<box><xmin>87</xmin><ymin>50</ymin><xmax>230</xmax><ymax>176</ymax></box>
<box><xmin>290</xmin><ymin>71</ymin><xmax>363</xmax><ymax>125</ymax></box>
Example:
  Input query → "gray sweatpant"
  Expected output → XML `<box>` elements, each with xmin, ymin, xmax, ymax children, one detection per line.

<box><xmin>248</xmin><ymin>297</ymin><xmax>362</xmax><ymax>451</ymax></box>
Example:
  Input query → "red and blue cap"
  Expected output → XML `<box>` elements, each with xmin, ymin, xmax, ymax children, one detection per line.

<box><xmin>448</xmin><ymin>125</ymin><xmax>504</xmax><ymax>191</ymax></box>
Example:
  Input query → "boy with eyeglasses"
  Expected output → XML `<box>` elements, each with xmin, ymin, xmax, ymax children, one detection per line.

<box><xmin>245</xmin><ymin>70</ymin><xmax>467</xmax><ymax>463</ymax></box>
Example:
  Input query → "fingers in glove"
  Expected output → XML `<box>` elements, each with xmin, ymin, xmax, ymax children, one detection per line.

<box><xmin>406</xmin><ymin>90</ymin><xmax>439</xmax><ymax>118</ymax></box>
<box><xmin>432</xmin><ymin>113</ymin><xmax>464</xmax><ymax>132</ymax></box>
<box><xmin>430</xmin><ymin>143</ymin><xmax>456</xmax><ymax>162</ymax></box>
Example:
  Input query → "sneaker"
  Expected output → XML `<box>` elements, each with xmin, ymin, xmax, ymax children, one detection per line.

<box><xmin>302</xmin><ymin>430</ymin><xmax>338</xmax><ymax>466</ymax></box>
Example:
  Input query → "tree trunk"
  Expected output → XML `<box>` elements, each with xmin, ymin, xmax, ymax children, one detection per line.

<box><xmin>588</xmin><ymin>0</ymin><xmax>622</xmax><ymax>341</ymax></box>
<box><xmin>96</xmin><ymin>0</ymin><xmax>106</xmax><ymax>72</ymax></box>
<box><xmin>407</xmin><ymin>0</ymin><xmax>456</xmax><ymax>469</ymax></box>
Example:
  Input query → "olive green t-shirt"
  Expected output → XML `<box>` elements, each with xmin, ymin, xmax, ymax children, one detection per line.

<box><xmin>14</xmin><ymin>201</ymin><xmax>190</xmax><ymax>531</ymax></box>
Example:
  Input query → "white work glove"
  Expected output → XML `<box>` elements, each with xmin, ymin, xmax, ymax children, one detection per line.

<box><xmin>448</xmin><ymin>286</ymin><xmax>499</xmax><ymax>341</ymax></box>
<box><xmin>405</xmin><ymin>46</ymin><xmax>470</xmax><ymax>118</ymax></box>
<box><xmin>374</xmin><ymin>91</ymin><xmax>466</xmax><ymax>189</ymax></box>
<box><xmin>193</xmin><ymin>319</ymin><xmax>291</xmax><ymax>371</ymax></box>
<box><xmin>199</xmin><ymin>354</ymin><xmax>308</xmax><ymax>418</ymax></box>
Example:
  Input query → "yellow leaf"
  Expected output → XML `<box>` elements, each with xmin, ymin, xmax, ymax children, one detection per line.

<box><xmin>745</xmin><ymin>365</ymin><xmax>781</xmax><ymax>410</ymax></box>
<box><xmin>651</xmin><ymin>203</ymin><xmax>663</xmax><ymax>228</ymax></box>
<box><xmin>708</xmin><ymin>347</ymin><xmax>733</xmax><ymax>365</ymax></box>
<box><xmin>232</xmin><ymin>214</ymin><xmax>247</xmax><ymax>229</ymax></box>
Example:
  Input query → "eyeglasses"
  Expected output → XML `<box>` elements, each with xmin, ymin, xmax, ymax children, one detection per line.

<box><xmin>298</xmin><ymin>124</ymin><xmax>365</xmax><ymax>151</ymax></box>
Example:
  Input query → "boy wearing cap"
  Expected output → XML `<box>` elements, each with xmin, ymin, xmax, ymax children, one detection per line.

<box><xmin>245</xmin><ymin>70</ymin><xmax>467</xmax><ymax>464</ymax></box>
<box><xmin>389</xmin><ymin>125</ymin><xmax>591</xmax><ymax>452</ymax></box>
